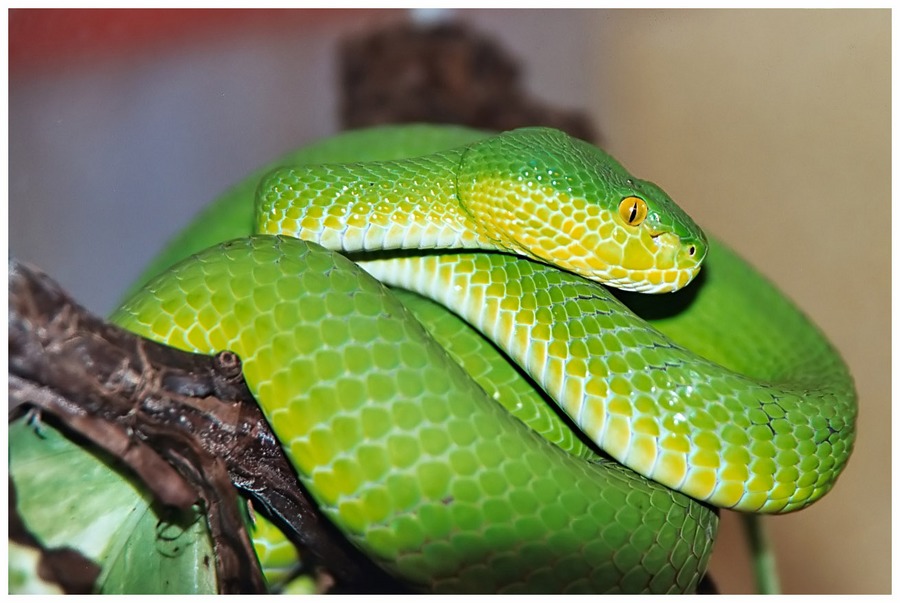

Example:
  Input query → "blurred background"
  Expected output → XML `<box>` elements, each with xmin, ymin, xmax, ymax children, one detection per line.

<box><xmin>8</xmin><ymin>9</ymin><xmax>889</xmax><ymax>594</ymax></box>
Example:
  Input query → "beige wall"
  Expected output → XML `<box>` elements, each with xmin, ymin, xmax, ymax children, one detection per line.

<box><xmin>588</xmin><ymin>9</ymin><xmax>889</xmax><ymax>593</ymax></box>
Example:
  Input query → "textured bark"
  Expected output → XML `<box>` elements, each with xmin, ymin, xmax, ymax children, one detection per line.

<box><xmin>8</xmin><ymin>259</ymin><xmax>397</xmax><ymax>593</ymax></box>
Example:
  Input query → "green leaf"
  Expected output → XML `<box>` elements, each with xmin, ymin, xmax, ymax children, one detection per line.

<box><xmin>8</xmin><ymin>417</ymin><xmax>217</xmax><ymax>594</ymax></box>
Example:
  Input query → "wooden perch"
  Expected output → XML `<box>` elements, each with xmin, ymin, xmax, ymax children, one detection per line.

<box><xmin>7</xmin><ymin>258</ymin><xmax>400</xmax><ymax>594</ymax></box>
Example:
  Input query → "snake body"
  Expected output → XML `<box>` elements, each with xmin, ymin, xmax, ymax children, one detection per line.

<box><xmin>110</xmin><ymin>125</ymin><xmax>856</xmax><ymax>593</ymax></box>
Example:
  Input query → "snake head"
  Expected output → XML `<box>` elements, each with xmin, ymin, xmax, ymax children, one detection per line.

<box><xmin>457</xmin><ymin>128</ymin><xmax>708</xmax><ymax>293</ymax></box>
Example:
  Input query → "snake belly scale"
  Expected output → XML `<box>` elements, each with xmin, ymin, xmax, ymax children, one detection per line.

<box><xmin>111</xmin><ymin>125</ymin><xmax>856</xmax><ymax>593</ymax></box>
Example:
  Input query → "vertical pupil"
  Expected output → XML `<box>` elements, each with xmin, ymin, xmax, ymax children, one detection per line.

<box><xmin>629</xmin><ymin>202</ymin><xmax>638</xmax><ymax>223</ymax></box>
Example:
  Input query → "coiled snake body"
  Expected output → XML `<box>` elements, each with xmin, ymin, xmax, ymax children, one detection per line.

<box><xmin>110</xmin><ymin>125</ymin><xmax>856</xmax><ymax>593</ymax></box>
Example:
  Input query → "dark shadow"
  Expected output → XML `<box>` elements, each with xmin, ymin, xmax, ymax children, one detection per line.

<box><xmin>609</xmin><ymin>266</ymin><xmax>707</xmax><ymax>321</ymax></box>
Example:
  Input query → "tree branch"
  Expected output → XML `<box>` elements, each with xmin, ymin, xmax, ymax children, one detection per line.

<box><xmin>8</xmin><ymin>259</ymin><xmax>399</xmax><ymax>593</ymax></box>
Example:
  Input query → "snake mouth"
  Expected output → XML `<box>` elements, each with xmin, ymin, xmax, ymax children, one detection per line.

<box><xmin>608</xmin><ymin>265</ymin><xmax>700</xmax><ymax>294</ymax></box>
<box><xmin>615</xmin><ymin>229</ymin><xmax>705</xmax><ymax>293</ymax></box>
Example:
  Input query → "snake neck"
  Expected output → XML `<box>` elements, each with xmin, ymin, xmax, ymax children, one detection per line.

<box><xmin>255</xmin><ymin>149</ymin><xmax>494</xmax><ymax>253</ymax></box>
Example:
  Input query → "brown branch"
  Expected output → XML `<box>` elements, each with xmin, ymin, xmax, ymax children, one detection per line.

<box><xmin>8</xmin><ymin>259</ymin><xmax>399</xmax><ymax>594</ymax></box>
<box><xmin>340</xmin><ymin>21</ymin><xmax>598</xmax><ymax>142</ymax></box>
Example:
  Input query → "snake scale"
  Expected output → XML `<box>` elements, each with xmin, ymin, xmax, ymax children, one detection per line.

<box><xmin>46</xmin><ymin>125</ymin><xmax>863</xmax><ymax>592</ymax></box>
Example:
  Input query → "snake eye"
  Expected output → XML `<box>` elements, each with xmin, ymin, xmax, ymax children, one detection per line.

<box><xmin>618</xmin><ymin>196</ymin><xmax>648</xmax><ymax>226</ymax></box>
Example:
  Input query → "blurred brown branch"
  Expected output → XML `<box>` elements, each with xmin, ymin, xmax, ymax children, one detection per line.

<box><xmin>341</xmin><ymin>21</ymin><xmax>599</xmax><ymax>143</ymax></box>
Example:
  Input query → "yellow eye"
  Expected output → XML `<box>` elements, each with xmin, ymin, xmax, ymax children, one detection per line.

<box><xmin>618</xmin><ymin>196</ymin><xmax>648</xmax><ymax>226</ymax></box>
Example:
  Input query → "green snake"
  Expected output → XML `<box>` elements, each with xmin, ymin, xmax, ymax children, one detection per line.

<box><xmin>87</xmin><ymin>125</ymin><xmax>856</xmax><ymax>592</ymax></box>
